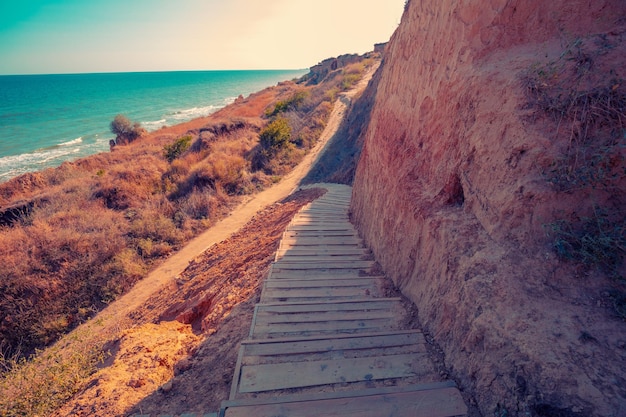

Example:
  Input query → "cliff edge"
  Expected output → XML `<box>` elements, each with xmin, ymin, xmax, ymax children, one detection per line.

<box><xmin>352</xmin><ymin>1</ymin><xmax>626</xmax><ymax>416</ymax></box>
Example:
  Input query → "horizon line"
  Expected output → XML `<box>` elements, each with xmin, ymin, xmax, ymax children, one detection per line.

<box><xmin>0</xmin><ymin>68</ymin><xmax>310</xmax><ymax>77</ymax></box>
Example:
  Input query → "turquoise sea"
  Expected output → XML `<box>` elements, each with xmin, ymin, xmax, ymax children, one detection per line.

<box><xmin>0</xmin><ymin>69</ymin><xmax>307</xmax><ymax>182</ymax></box>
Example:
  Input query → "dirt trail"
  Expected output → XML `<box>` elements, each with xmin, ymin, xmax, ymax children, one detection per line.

<box><xmin>58</xmin><ymin>62</ymin><xmax>379</xmax><ymax>360</ymax></box>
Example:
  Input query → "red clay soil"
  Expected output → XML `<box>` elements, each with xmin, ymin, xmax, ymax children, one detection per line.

<box><xmin>351</xmin><ymin>1</ymin><xmax>626</xmax><ymax>416</ymax></box>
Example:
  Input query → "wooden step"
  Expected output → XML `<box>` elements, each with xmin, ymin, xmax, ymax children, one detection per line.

<box><xmin>273</xmin><ymin>255</ymin><xmax>369</xmax><ymax>263</ymax></box>
<box><xmin>276</xmin><ymin>247</ymin><xmax>369</xmax><ymax>257</ymax></box>
<box><xmin>249</xmin><ymin>303</ymin><xmax>402</xmax><ymax>336</ymax></box>
<box><xmin>240</xmin><ymin>330</ymin><xmax>425</xmax><ymax>357</ymax></box>
<box><xmin>279</xmin><ymin>237</ymin><xmax>362</xmax><ymax>246</ymax></box>
<box><xmin>287</xmin><ymin>224</ymin><xmax>354</xmax><ymax>231</ymax></box>
<box><xmin>269</xmin><ymin>270</ymin><xmax>373</xmax><ymax>279</ymax></box>
<box><xmin>238</xmin><ymin>354</ymin><xmax>426</xmax><ymax>393</ymax></box>
<box><xmin>283</xmin><ymin>230</ymin><xmax>359</xmax><ymax>238</ymax></box>
<box><xmin>221</xmin><ymin>383</ymin><xmax>467</xmax><ymax>417</ymax></box>
<box><xmin>253</xmin><ymin>298</ymin><xmax>401</xmax><ymax>311</ymax></box>
<box><xmin>251</xmin><ymin>300</ymin><xmax>398</xmax><ymax>330</ymax></box>
<box><xmin>272</xmin><ymin>260</ymin><xmax>373</xmax><ymax>270</ymax></box>
<box><xmin>259</xmin><ymin>287</ymin><xmax>376</xmax><ymax>303</ymax></box>
<box><xmin>263</xmin><ymin>277</ymin><xmax>377</xmax><ymax>288</ymax></box>
<box><xmin>290</xmin><ymin>217</ymin><xmax>350</xmax><ymax>222</ymax></box>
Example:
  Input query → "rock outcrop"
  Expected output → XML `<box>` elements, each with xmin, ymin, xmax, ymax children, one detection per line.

<box><xmin>304</xmin><ymin>53</ymin><xmax>364</xmax><ymax>85</ymax></box>
<box><xmin>351</xmin><ymin>1</ymin><xmax>626</xmax><ymax>416</ymax></box>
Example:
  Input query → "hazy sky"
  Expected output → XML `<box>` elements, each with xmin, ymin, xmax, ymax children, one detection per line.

<box><xmin>0</xmin><ymin>0</ymin><xmax>405</xmax><ymax>75</ymax></box>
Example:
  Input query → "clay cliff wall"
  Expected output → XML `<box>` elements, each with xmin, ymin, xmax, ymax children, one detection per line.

<box><xmin>351</xmin><ymin>1</ymin><xmax>626</xmax><ymax>416</ymax></box>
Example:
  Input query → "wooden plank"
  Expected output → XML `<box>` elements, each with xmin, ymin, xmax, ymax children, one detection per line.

<box><xmin>264</xmin><ymin>278</ymin><xmax>376</xmax><ymax>289</ymax></box>
<box><xmin>223</xmin><ymin>385</ymin><xmax>467</xmax><ymax>417</ymax></box>
<box><xmin>242</xmin><ymin>332</ymin><xmax>425</xmax><ymax>357</ymax></box>
<box><xmin>276</xmin><ymin>248</ymin><xmax>368</xmax><ymax>256</ymax></box>
<box><xmin>261</xmin><ymin>287</ymin><xmax>373</xmax><ymax>298</ymax></box>
<box><xmin>279</xmin><ymin>237</ymin><xmax>362</xmax><ymax>245</ymax></box>
<box><xmin>272</xmin><ymin>260</ymin><xmax>373</xmax><ymax>270</ymax></box>
<box><xmin>269</xmin><ymin>270</ymin><xmax>372</xmax><ymax>279</ymax></box>
<box><xmin>229</xmin><ymin>346</ymin><xmax>246</xmax><ymax>400</ymax></box>
<box><xmin>253</xmin><ymin>310</ymin><xmax>394</xmax><ymax>326</ymax></box>
<box><xmin>224</xmin><ymin>380</ymin><xmax>456</xmax><ymax>405</ymax></box>
<box><xmin>299</xmin><ymin>207</ymin><xmax>347</xmax><ymax>210</ymax></box>
<box><xmin>283</xmin><ymin>230</ymin><xmax>359</xmax><ymax>237</ymax></box>
<box><xmin>255</xmin><ymin>298</ymin><xmax>400</xmax><ymax>311</ymax></box>
<box><xmin>238</xmin><ymin>354</ymin><xmax>419</xmax><ymax>393</ymax></box>
<box><xmin>273</xmin><ymin>255</ymin><xmax>368</xmax><ymax>263</ymax></box>
<box><xmin>251</xmin><ymin>318</ymin><xmax>394</xmax><ymax>335</ymax></box>
<box><xmin>287</xmin><ymin>225</ymin><xmax>354</xmax><ymax>231</ymax></box>
<box><xmin>291</xmin><ymin>216</ymin><xmax>350</xmax><ymax>222</ymax></box>
<box><xmin>290</xmin><ymin>218</ymin><xmax>350</xmax><ymax>223</ymax></box>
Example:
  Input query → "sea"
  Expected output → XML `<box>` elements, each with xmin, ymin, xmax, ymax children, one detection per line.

<box><xmin>0</xmin><ymin>69</ymin><xmax>307</xmax><ymax>183</ymax></box>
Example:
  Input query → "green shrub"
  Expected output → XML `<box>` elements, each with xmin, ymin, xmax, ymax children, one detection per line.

<box><xmin>164</xmin><ymin>135</ymin><xmax>193</xmax><ymax>162</ymax></box>
<box><xmin>546</xmin><ymin>207</ymin><xmax>625</xmax><ymax>278</ymax></box>
<box><xmin>260</xmin><ymin>117</ymin><xmax>292</xmax><ymax>150</ymax></box>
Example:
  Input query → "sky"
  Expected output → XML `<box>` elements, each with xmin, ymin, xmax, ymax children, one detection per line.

<box><xmin>0</xmin><ymin>0</ymin><xmax>406</xmax><ymax>75</ymax></box>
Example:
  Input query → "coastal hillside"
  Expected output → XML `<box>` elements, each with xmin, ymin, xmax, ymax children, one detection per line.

<box><xmin>351</xmin><ymin>1</ymin><xmax>626</xmax><ymax>416</ymax></box>
<box><xmin>0</xmin><ymin>53</ymin><xmax>378</xmax><ymax>362</ymax></box>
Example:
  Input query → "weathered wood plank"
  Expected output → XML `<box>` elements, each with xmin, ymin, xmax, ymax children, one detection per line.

<box><xmin>291</xmin><ymin>217</ymin><xmax>350</xmax><ymax>222</ymax></box>
<box><xmin>272</xmin><ymin>260</ymin><xmax>373</xmax><ymax>270</ymax></box>
<box><xmin>287</xmin><ymin>225</ymin><xmax>354</xmax><ymax>231</ymax></box>
<box><xmin>283</xmin><ymin>230</ymin><xmax>359</xmax><ymax>238</ymax></box>
<box><xmin>279</xmin><ymin>237</ymin><xmax>362</xmax><ymax>245</ymax></box>
<box><xmin>276</xmin><ymin>248</ymin><xmax>368</xmax><ymax>256</ymax></box>
<box><xmin>261</xmin><ymin>286</ymin><xmax>373</xmax><ymax>299</ymax></box>
<box><xmin>224</xmin><ymin>386</ymin><xmax>467</xmax><ymax>417</ymax></box>
<box><xmin>241</xmin><ymin>332</ymin><xmax>425</xmax><ymax>357</ymax></box>
<box><xmin>251</xmin><ymin>318</ymin><xmax>394</xmax><ymax>335</ymax></box>
<box><xmin>273</xmin><ymin>255</ymin><xmax>369</xmax><ymax>263</ymax></box>
<box><xmin>238</xmin><ymin>354</ymin><xmax>420</xmax><ymax>393</ymax></box>
<box><xmin>290</xmin><ymin>218</ymin><xmax>350</xmax><ymax>223</ymax></box>
<box><xmin>253</xmin><ymin>309</ymin><xmax>394</xmax><ymax>326</ymax></box>
<box><xmin>264</xmin><ymin>278</ymin><xmax>376</xmax><ymax>288</ymax></box>
<box><xmin>254</xmin><ymin>298</ymin><xmax>400</xmax><ymax>311</ymax></box>
<box><xmin>269</xmin><ymin>270</ymin><xmax>372</xmax><ymax>279</ymax></box>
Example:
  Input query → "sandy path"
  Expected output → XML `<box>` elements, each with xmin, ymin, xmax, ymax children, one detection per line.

<box><xmin>71</xmin><ymin>63</ymin><xmax>379</xmax><ymax>339</ymax></box>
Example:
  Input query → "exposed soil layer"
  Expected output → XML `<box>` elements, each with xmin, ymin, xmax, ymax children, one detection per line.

<box><xmin>351</xmin><ymin>1</ymin><xmax>626</xmax><ymax>416</ymax></box>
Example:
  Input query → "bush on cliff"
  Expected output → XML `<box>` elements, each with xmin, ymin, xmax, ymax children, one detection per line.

<box><xmin>110</xmin><ymin>114</ymin><xmax>145</xmax><ymax>145</ymax></box>
<box><xmin>164</xmin><ymin>135</ymin><xmax>193</xmax><ymax>163</ymax></box>
<box><xmin>259</xmin><ymin>116</ymin><xmax>292</xmax><ymax>150</ymax></box>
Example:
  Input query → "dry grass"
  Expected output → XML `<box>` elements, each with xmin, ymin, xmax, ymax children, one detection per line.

<box><xmin>522</xmin><ymin>34</ymin><xmax>626</xmax><ymax>281</ymax></box>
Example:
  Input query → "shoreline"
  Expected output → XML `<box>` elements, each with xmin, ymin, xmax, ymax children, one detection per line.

<box><xmin>0</xmin><ymin>69</ymin><xmax>307</xmax><ymax>183</ymax></box>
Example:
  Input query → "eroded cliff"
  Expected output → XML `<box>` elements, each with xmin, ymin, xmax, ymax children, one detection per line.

<box><xmin>352</xmin><ymin>1</ymin><xmax>626</xmax><ymax>416</ymax></box>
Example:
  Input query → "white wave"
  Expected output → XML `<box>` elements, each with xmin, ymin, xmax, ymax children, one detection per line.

<box><xmin>39</xmin><ymin>148</ymin><xmax>80</xmax><ymax>164</ymax></box>
<box><xmin>169</xmin><ymin>105</ymin><xmax>218</xmax><ymax>121</ymax></box>
<box><xmin>0</xmin><ymin>145</ymin><xmax>87</xmax><ymax>182</ymax></box>
<box><xmin>60</xmin><ymin>137</ymin><xmax>83</xmax><ymax>146</ymax></box>
<box><xmin>142</xmin><ymin>119</ymin><xmax>167</xmax><ymax>131</ymax></box>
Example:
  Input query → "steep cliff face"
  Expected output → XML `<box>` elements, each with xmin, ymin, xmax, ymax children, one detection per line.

<box><xmin>352</xmin><ymin>1</ymin><xmax>626</xmax><ymax>416</ymax></box>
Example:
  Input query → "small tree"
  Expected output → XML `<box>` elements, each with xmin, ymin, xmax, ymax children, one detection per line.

<box><xmin>110</xmin><ymin>114</ymin><xmax>145</xmax><ymax>145</ymax></box>
<box><xmin>163</xmin><ymin>135</ymin><xmax>192</xmax><ymax>162</ymax></box>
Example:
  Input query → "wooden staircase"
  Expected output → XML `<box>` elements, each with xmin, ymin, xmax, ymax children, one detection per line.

<box><xmin>219</xmin><ymin>184</ymin><xmax>467</xmax><ymax>417</ymax></box>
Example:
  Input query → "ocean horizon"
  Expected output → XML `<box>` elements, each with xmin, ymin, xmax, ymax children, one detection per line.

<box><xmin>0</xmin><ymin>69</ymin><xmax>307</xmax><ymax>183</ymax></box>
